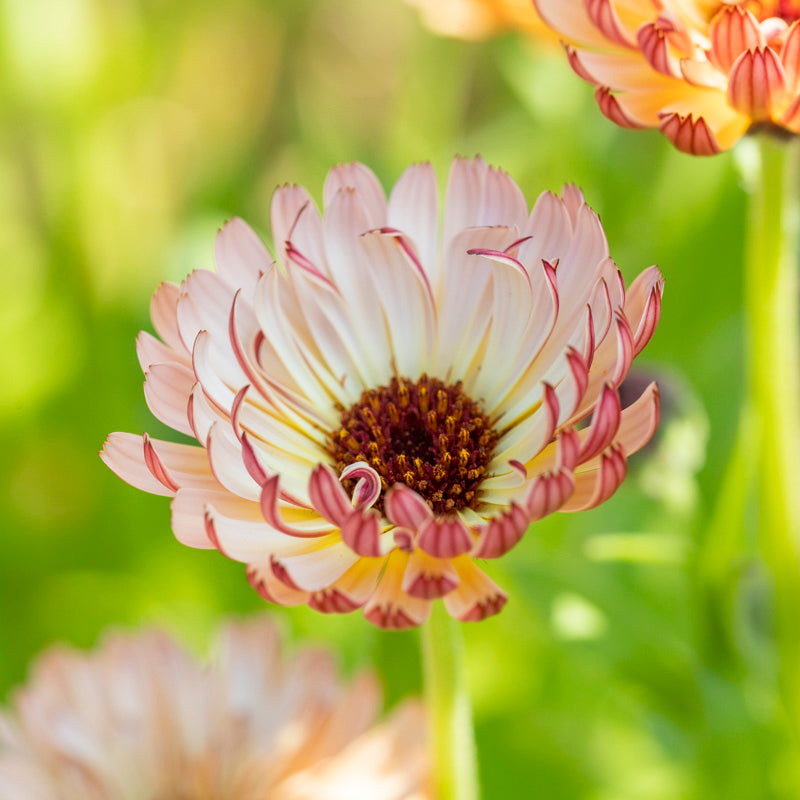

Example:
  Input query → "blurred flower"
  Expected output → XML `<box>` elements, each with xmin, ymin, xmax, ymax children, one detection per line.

<box><xmin>102</xmin><ymin>157</ymin><xmax>662</xmax><ymax>629</ymax></box>
<box><xmin>533</xmin><ymin>1</ymin><xmax>800</xmax><ymax>154</ymax></box>
<box><xmin>405</xmin><ymin>0</ymin><xmax>548</xmax><ymax>40</ymax></box>
<box><xmin>0</xmin><ymin>617</ymin><xmax>428</xmax><ymax>800</ymax></box>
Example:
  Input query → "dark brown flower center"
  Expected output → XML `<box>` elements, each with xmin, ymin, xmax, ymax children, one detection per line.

<box><xmin>329</xmin><ymin>375</ymin><xmax>498</xmax><ymax>516</ymax></box>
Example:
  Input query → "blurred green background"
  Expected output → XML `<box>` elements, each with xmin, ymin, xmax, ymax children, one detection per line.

<box><xmin>0</xmin><ymin>0</ymin><xmax>788</xmax><ymax>797</ymax></box>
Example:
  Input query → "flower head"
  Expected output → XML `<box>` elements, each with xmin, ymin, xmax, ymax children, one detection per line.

<box><xmin>0</xmin><ymin>617</ymin><xmax>429</xmax><ymax>799</ymax></box>
<box><xmin>534</xmin><ymin>0</ymin><xmax>800</xmax><ymax>154</ymax></box>
<box><xmin>102</xmin><ymin>157</ymin><xmax>662</xmax><ymax>629</ymax></box>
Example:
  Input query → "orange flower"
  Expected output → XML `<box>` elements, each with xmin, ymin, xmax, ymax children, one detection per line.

<box><xmin>405</xmin><ymin>0</ymin><xmax>548</xmax><ymax>39</ymax></box>
<box><xmin>102</xmin><ymin>157</ymin><xmax>662</xmax><ymax>629</ymax></box>
<box><xmin>0</xmin><ymin>617</ymin><xmax>429</xmax><ymax>799</ymax></box>
<box><xmin>534</xmin><ymin>0</ymin><xmax>800</xmax><ymax>154</ymax></box>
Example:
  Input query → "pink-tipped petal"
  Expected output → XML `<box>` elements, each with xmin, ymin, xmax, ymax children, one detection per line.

<box><xmin>472</xmin><ymin>502</ymin><xmax>530</xmax><ymax>559</ymax></box>
<box><xmin>393</xmin><ymin>528</ymin><xmax>415</xmax><ymax>553</ymax></box>
<box><xmin>308</xmin><ymin>463</ymin><xmax>353</xmax><ymax>526</ymax></box>
<box><xmin>101</xmin><ymin>433</ymin><xmax>173</xmax><ymax>497</ymax></box>
<box><xmin>578</xmin><ymin>384</ymin><xmax>622</xmax><ymax>462</ymax></box>
<box><xmin>782</xmin><ymin>21</ymin><xmax>800</xmax><ymax>92</ymax></box>
<box><xmin>401</xmin><ymin>549</ymin><xmax>459</xmax><ymax>599</ymax></box>
<box><xmin>143</xmin><ymin>433</ymin><xmax>181</xmax><ymax>493</ymax></box>
<box><xmin>561</xmin><ymin>445</ymin><xmax>628</xmax><ymax>511</ymax></box>
<box><xmin>309</xmin><ymin>557</ymin><xmax>385</xmax><ymax>612</ymax></box>
<box><xmin>637</xmin><ymin>20</ymin><xmax>679</xmax><ymax>76</ymax></box>
<box><xmin>384</xmin><ymin>484</ymin><xmax>433</xmax><ymax>529</ymax></box>
<box><xmin>595</xmin><ymin>86</ymin><xmax>649</xmax><ymax>128</ymax></box>
<box><xmin>727</xmin><ymin>46</ymin><xmax>786</xmax><ymax>119</ymax></box>
<box><xmin>585</xmin><ymin>0</ymin><xmax>637</xmax><ymax>49</ymax></box>
<box><xmin>417</xmin><ymin>516</ymin><xmax>474</xmax><ymax>558</ymax></box>
<box><xmin>615</xmin><ymin>381</ymin><xmax>660</xmax><ymax>457</ymax></box>
<box><xmin>247</xmin><ymin>561</ymin><xmax>310</xmax><ymax>606</ymax></box>
<box><xmin>443</xmin><ymin>557</ymin><xmax>507</xmax><ymax>622</ymax></box>
<box><xmin>363</xmin><ymin>551</ymin><xmax>431</xmax><ymax>630</ymax></box>
<box><xmin>658</xmin><ymin>112</ymin><xmax>721</xmax><ymax>155</ymax></box>
<box><xmin>260</xmin><ymin>476</ymin><xmax>333</xmax><ymax>538</ymax></box>
<box><xmin>709</xmin><ymin>5</ymin><xmax>764</xmax><ymax>72</ymax></box>
<box><xmin>526</xmin><ymin>469</ymin><xmax>576</xmax><ymax>520</ymax></box>
<box><xmin>340</xmin><ymin>509</ymin><xmax>386</xmax><ymax>558</ymax></box>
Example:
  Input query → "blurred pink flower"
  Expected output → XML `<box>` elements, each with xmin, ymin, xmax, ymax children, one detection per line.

<box><xmin>534</xmin><ymin>0</ymin><xmax>800</xmax><ymax>154</ymax></box>
<box><xmin>0</xmin><ymin>617</ymin><xmax>429</xmax><ymax>800</ymax></box>
<box><xmin>102</xmin><ymin>156</ymin><xmax>662</xmax><ymax>629</ymax></box>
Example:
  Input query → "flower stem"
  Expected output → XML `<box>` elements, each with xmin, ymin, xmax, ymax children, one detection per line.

<box><xmin>421</xmin><ymin>603</ymin><xmax>480</xmax><ymax>800</ymax></box>
<box><xmin>741</xmin><ymin>133</ymin><xmax>800</xmax><ymax>731</ymax></box>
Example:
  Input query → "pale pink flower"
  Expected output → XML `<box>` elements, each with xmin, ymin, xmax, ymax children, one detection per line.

<box><xmin>534</xmin><ymin>0</ymin><xmax>800</xmax><ymax>154</ymax></box>
<box><xmin>0</xmin><ymin>617</ymin><xmax>429</xmax><ymax>800</ymax></box>
<box><xmin>102</xmin><ymin>157</ymin><xmax>663</xmax><ymax>629</ymax></box>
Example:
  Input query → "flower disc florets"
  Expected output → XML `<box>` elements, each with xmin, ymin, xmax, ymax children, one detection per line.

<box><xmin>331</xmin><ymin>375</ymin><xmax>498</xmax><ymax>515</ymax></box>
<box><xmin>534</xmin><ymin>0</ymin><xmax>800</xmax><ymax>154</ymax></box>
<box><xmin>102</xmin><ymin>157</ymin><xmax>663</xmax><ymax>629</ymax></box>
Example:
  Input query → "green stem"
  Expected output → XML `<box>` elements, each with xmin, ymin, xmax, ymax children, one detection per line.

<box><xmin>421</xmin><ymin>603</ymin><xmax>480</xmax><ymax>800</ymax></box>
<box><xmin>741</xmin><ymin>133</ymin><xmax>800</xmax><ymax>731</ymax></box>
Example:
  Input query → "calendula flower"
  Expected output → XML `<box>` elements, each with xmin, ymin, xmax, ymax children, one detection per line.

<box><xmin>0</xmin><ymin>617</ymin><xmax>429</xmax><ymax>800</ymax></box>
<box><xmin>405</xmin><ymin>0</ymin><xmax>547</xmax><ymax>39</ymax></box>
<box><xmin>102</xmin><ymin>157</ymin><xmax>662</xmax><ymax>629</ymax></box>
<box><xmin>534</xmin><ymin>0</ymin><xmax>800</xmax><ymax>154</ymax></box>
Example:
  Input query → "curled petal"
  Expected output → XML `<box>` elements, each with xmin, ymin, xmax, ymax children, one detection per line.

<box><xmin>340</xmin><ymin>461</ymin><xmax>382</xmax><ymax>511</ymax></box>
